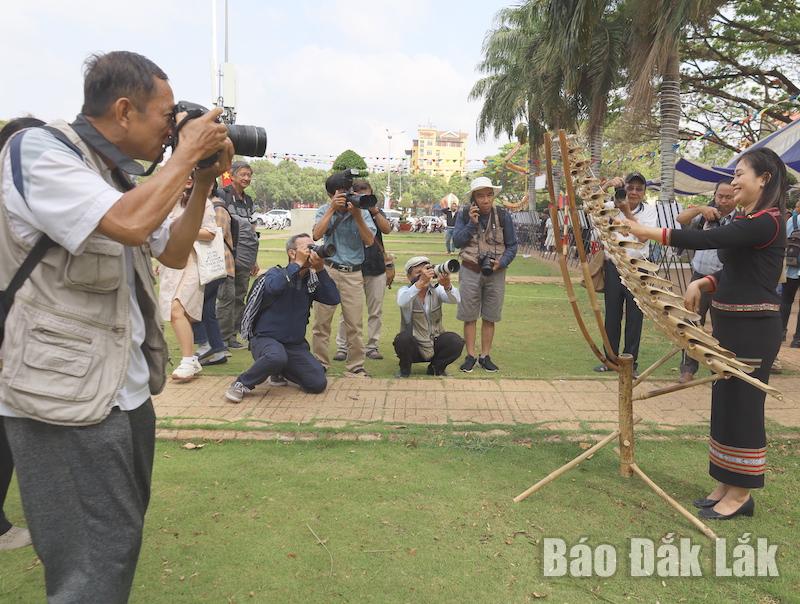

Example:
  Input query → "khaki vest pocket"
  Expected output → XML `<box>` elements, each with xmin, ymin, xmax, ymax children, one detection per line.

<box><xmin>9</xmin><ymin>339</ymin><xmax>101</xmax><ymax>402</ymax></box>
<box><xmin>65</xmin><ymin>238</ymin><xmax>124</xmax><ymax>293</ymax></box>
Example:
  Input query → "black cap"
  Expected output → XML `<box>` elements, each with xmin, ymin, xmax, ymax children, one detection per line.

<box><xmin>624</xmin><ymin>172</ymin><xmax>647</xmax><ymax>187</ymax></box>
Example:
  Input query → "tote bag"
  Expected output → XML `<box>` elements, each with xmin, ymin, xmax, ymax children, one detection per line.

<box><xmin>194</xmin><ymin>227</ymin><xmax>228</xmax><ymax>285</ymax></box>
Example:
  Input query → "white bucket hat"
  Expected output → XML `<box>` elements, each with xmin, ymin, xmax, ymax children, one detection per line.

<box><xmin>404</xmin><ymin>256</ymin><xmax>430</xmax><ymax>273</ymax></box>
<box><xmin>469</xmin><ymin>176</ymin><xmax>502</xmax><ymax>194</ymax></box>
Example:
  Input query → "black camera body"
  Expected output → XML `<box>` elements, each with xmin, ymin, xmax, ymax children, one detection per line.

<box><xmin>309</xmin><ymin>243</ymin><xmax>336</xmax><ymax>259</ymax></box>
<box><xmin>478</xmin><ymin>253</ymin><xmax>496</xmax><ymax>276</ymax></box>
<box><xmin>329</xmin><ymin>168</ymin><xmax>378</xmax><ymax>209</ymax></box>
<box><xmin>172</xmin><ymin>101</ymin><xmax>267</xmax><ymax>167</ymax></box>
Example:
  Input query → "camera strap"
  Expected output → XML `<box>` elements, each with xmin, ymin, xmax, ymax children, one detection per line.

<box><xmin>71</xmin><ymin>114</ymin><xmax>162</xmax><ymax>177</ymax></box>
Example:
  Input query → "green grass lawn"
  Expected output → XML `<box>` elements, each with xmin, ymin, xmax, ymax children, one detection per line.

<box><xmin>2</xmin><ymin>431</ymin><xmax>797</xmax><ymax>602</ymax></box>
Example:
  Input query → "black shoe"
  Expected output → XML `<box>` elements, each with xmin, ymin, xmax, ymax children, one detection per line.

<box><xmin>228</xmin><ymin>340</ymin><xmax>245</xmax><ymax>350</ymax></box>
<box><xmin>698</xmin><ymin>497</ymin><xmax>754</xmax><ymax>520</ymax></box>
<box><xmin>395</xmin><ymin>371</ymin><xmax>410</xmax><ymax>378</ymax></box>
<box><xmin>791</xmin><ymin>339</ymin><xmax>800</xmax><ymax>349</ymax></box>
<box><xmin>426</xmin><ymin>364</ymin><xmax>435</xmax><ymax>375</ymax></box>
<box><xmin>333</xmin><ymin>351</ymin><xmax>346</xmax><ymax>361</ymax></box>
<box><xmin>692</xmin><ymin>498</ymin><xmax>720</xmax><ymax>509</ymax></box>
<box><xmin>478</xmin><ymin>355</ymin><xmax>499</xmax><ymax>372</ymax></box>
<box><xmin>199</xmin><ymin>351</ymin><xmax>228</xmax><ymax>366</ymax></box>
<box><xmin>459</xmin><ymin>355</ymin><xmax>477</xmax><ymax>372</ymax></box>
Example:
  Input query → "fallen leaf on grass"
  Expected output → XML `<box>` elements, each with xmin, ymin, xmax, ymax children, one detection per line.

<box><xmin>407</xmin><ymin>548</ymin><xmax>417</xmax><ymax>556</ymax></box>
<box><xmin>182</xmin><ymin>442</ymin><xmax>205</xmax><ymax>450</ymax></box>
<box><xmin>578</xmin><ymin>442</ymin><xmax>592</xmax><ymax>450</ymax></box>
<box><xmin>530</xmin><ymin>593</ymin><xmax>548</xmax><ymax>600</ymax></box>
<box><xmin>287</xmin><ymin>552</ymin><xmax>297</xmax><ymax>559</ymax></box>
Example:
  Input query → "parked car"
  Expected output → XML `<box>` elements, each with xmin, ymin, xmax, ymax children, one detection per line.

<box><xmin>253</xmin><ymin>209</ymin><xmax>291</xmax><ymax>229</ymax></box>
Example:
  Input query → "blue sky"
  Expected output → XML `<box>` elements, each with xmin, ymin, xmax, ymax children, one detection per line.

<box><xmin>2</xmin><ymin>0</ymin><xmax>518</xmax><ymax>170</ymax></box>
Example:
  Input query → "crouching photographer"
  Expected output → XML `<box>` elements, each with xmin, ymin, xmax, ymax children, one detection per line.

<box><xmin>225</xmin><ymin>234</ymin><xmax>340</xmax><ymax>403</ymax></box>
<box><xmin>393</xmin><ymin>257</ymin><xmax>464</xmax><ymax>377</ymax></box>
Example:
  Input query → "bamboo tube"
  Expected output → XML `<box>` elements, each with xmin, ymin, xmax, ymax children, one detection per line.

<box><xmin>634</xmin><ymin>373</ymin><xmax>723</xmax><ymax>401</ymax></box>
<box><xmin>513</xmin><ymin>429</ymin><xmax>621</xmax><ymax>502</ymax></box>
<box><xmin>618</xmin><ymin>354</ymin><xmax>635</xmax><ymax>478</ymax></box>
<box><xmin>630</xmin><ymin>463</ymin><xmax>719</xmax><ymax>541</ymax></box>
<box><xmin>543</xmin><ymin>136</ymin><xmax>615</xmax><ymax>370</ymax></box>
<box><xmin>707</xmin><ymin>358</ymin><xmax>783</xmax><ymax>400</ymax></box>
<box><xmin>632</xmin><ymin>346</ymin><xmax>681</xmax><ymax>387</ymax></box>
<box><xmin>688</xmin><ymin>342</ymin><xmax>754</xmax><ymax>372</ymax></box>
<box><xmin>557</xmin><ymin>131</ymin><xmax>618</xmax><ymax>363</ymax></box>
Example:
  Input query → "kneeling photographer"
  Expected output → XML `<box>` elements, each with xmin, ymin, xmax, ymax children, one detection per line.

<box><xmin>453</xmin><ymin>177</ymin><xmax>517</xmax><ymax>373</ymax></box>
<box><xmin>225</xmin><ymin>234</ymin><xmax>339</xmax><ymax>402</ymax></box>
<box><xmin>393</xmin><ymin>257</ymin><xmax>464</xmax><ymax>377</ymax></box>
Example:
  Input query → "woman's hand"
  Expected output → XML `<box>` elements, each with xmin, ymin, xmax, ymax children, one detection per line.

<box><xmin>684</xmin><ymin>280</ymin><xmax>704</xmax><ymax>313</ymax></box>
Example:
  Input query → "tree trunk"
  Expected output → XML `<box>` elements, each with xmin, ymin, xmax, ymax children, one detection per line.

<box><xmin>658</xmin><ymin>47</ymin><xmax>681</xmax><ymax>205</ymax></box>
<box><xmin>527</xmin><ymin>116</ymin><xmax>538</xmax><ymax>213</ymax></box>
<box><xmin>589</xmin><ymin>123</ymin><xmax>604</xmax><ymax>177</ymax></box>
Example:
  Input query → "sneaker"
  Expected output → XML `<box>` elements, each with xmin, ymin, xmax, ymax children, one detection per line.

<box><xmin>770</xmin><ymin>359</ymin><xmax>783</xmax><ymax>374</ymax></box>
<box><xmin>344</xmin><ymin>368</ymin><xmax>370</xmax><ymax>378</ymax></box>
<box><xmin>593</xmin><ymin>364</ymin><xmax>612</xmax><ymax>373</ymax></box>
<box><xmin>171</xmin><ymin>358</ymin><xmax>201</xmax><ymax>382</ymax></box>
<box><xmin>366</xmin><ymin>350</ymin><xmax>384</xmax><ymax>360</ymax></box>
<box><xmin>223</xmin><ymin>348</ymin><xmax>232</xmax><ymax>358</ymax></box>
<box><xmin>228</xmin><ymin>339</ymin><xmax>245</xmax><ymax>350</ymax></box>
<box><xmin>199</xmin><ymin>351</ymin><xmax>228</xmax><ymax>366</ymax></box>
<box><xmin>459</xmin><ymin>355</ymin><xmax>477</xmax><ymax>373</ymax></box>
<box><xmin>224</xmin><ymin>381</ymin><xmax>252</xmax><ymax>403</ymax></box>
<box><xmin>195</xmin><ymin>342</ymin><xmax>211</xmax><ymax>358</ymax></box>
<box><xmin>427</xmin><ymin>364</ymin><xmax>447</xmax><ymax>377</ymax></box>
<box><xmin>394</xmin><ymin>371</ymin><xmax>410</xmax><ymax>378</ymax></box>
<box><xmin>0</xmin><ymin>526</ymin><xmax>32</xmax><ymax>551</ymax></box>
<box><xmin>478</xmin><ymin>355</ymin><xmax>499</xmax><ymax>372</ymax></box>
<box><xmin>333</xmin><ymin>351</ymin><xmax>347</xmax><ymax>362</ymax></box>
<box><xmin>266</xmin><ymin>375</ymin><xmax>288</xmax><ymax>386</ymax></box>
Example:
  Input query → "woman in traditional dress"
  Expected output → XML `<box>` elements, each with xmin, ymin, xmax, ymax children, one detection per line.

<box><xmin>627</xmin><ymin>148</ymin><xmax>788</xmax><ymax>520</ymax></box>
<box><xmin>158</xmin><ymin>176</ymin><xmax>218</xmax><ymax>382</ymax></box>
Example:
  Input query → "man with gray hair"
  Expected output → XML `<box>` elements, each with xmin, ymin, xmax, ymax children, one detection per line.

<box><xmin>216</xmin><ymin>161</ymin><xmax>260</xmax><ymax>352</ymax></box>
<box><xmin>225</xmin><ymin>233</ymin><xmax>339</xmax><ymax>403</ymax></box>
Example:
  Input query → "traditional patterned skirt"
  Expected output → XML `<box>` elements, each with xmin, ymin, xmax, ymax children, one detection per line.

<box><xmin>708</xmin><ymin>310</ymin><xmax>782</xmax><ymax>488</ymax></box>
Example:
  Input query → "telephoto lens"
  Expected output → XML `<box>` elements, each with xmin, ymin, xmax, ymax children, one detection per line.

<box><xmin>310</xmin><ymin>243</ymin><xmax>336</xmax><ymax>259</ymax></box>
<box><xmin>346</xmin><ymin>192</ymin><xmax>378</xmax><ymax>209</ymax></box>
<box><xmin>432</xmin><ymin>259</ymin><xmax>460</xmax><ymax>277</ymax></box>
<box><xmin>227</xmin><ymin>124</ymin><xmax>267</xmax><ymax>158</ymax></box>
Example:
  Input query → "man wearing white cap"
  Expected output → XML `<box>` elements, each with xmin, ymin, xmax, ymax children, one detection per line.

<box><xmin>452</xmin><ymin>177</ymin><xmax>518</xmax><ymax>372</ymax></box>
<box><xmin>393</xmin><ymin>257</ymin><xmax>464</xmax><ymax>377</ymax></box>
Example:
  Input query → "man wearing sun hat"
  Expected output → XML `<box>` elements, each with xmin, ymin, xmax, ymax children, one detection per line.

<box><xmin>452</xmin><ymin>176</ymin><xmax>518</xmax><ymax>373</ymax></box>
<box><xmin>392</xmin><ymin>256</ymin><xmax>464</xmax><ymax>377</ymax></box>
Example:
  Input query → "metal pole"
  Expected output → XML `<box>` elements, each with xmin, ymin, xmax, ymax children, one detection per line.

<box><xmin>224</xmin><ymin>0</ymin><xmax>229</xmax><ymax>62</ymax></box>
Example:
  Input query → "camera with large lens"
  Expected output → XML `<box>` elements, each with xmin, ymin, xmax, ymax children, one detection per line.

<box><xmin>328</xmin><ymin>168</ymin><xmax>378</xmax><ymax>209</ymax></box>
<box><xmin>172</xmin><ymin>101</ymin><xmax>267</xmax><ymax>167</ymax></box>
<box><xmin>478</xmin><ymin>253</ymin><xmax>496</xmax><ymax>276</ymax></box>
<box><xmin>432</xmin><ymin>259</ymin><xmax>459</xmax><ymax>278</ymax></box>
<box><xmin>309</xmin><ymin>243</ymin><xmax>336</xmax><ymax>259</ymax></box>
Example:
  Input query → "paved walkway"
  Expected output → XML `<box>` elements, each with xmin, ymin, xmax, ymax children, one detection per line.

<box><xmin>153</xmin><ymin>345</ymin><xmax>800</xmax><ymax>439</ymax></box>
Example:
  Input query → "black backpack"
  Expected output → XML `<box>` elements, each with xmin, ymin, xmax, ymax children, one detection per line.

<box><xmin>787</xmin><ymin>215</ymin><xmax>800</xmax><ymax>267</ymax></box>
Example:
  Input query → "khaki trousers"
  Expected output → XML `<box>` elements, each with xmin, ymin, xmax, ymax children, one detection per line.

<box><xmin>312</xmin><ymin>268</ymin><xmax>366</xmax><ymax>372</ymax></box>
<box><xmin>336</xmin><ymin>273</ymin><xmax>386</xmax><ymax>354</ymax></box>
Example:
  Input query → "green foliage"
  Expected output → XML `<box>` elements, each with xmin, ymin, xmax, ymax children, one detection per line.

<box><xmin>247</xmin><ymin>160</ymin><xmax>329</xmax><ymax>210</ymax></box>
<box><xmin>332</xmin><ymin>149</ymin><xmax>368</xmax><ymax>172</ymax></box>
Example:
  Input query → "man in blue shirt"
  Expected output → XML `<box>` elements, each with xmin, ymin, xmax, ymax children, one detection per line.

<box><xmin>225</xmin><ymin>234</ymin><xmax>340</xmax><ymax>403</ymax></box>
<box><xmin>452</xmin><ymin>177</ymin><xmax>518</xmax><ymax>372</ymax></box>
<box><xmin>310</xmin><ymin>172</ymin><xmax>377</xmax><ymax>377</ymax></box>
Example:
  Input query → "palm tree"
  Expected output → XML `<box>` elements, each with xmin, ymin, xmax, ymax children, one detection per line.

<box><xmin>470</xmin><ymin>3</ymin><xmax>573</xmax><ymax>209</ymax></box>
<box><xmin>538</xmin><ymin>0</ymin><xmax>627</xmax><ymax>175</ymax></box>
<box><xmin>625</xmin><ymin>0</ymin><xmax>724</xmax><ymax>204</ymax></box>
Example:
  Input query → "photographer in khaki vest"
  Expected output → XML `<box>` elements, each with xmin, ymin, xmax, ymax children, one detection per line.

<box><xmin>452</xmin><ymin>177</ymin><xmax>518</xmax><ymax>373</ymax></box>
<box><xmin>0</xmin><ymin>51</ymin><xmax>232</xmax><ymax>603</ymax></box>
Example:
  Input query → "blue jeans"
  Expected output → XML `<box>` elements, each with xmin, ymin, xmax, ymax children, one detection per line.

<box><xmin>238</xmin><ymin>337</ymin><xmax>327</xmax><ymax>394</ymax></box>
<box><xmin>445</xmin><ymin>227</ymin><xmax>455</xmax><ymax>253</ymax></box>
<box><xmin>192</xmin><ymin>278</ymin><xmax>226</xmax><ymax>353</ymax></box>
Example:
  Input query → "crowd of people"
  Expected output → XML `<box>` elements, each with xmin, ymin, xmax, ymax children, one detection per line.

<box><xmin>0</xmin><ymin>48</ymin><xmax>796</xmax><ymax>602</ymax></box>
